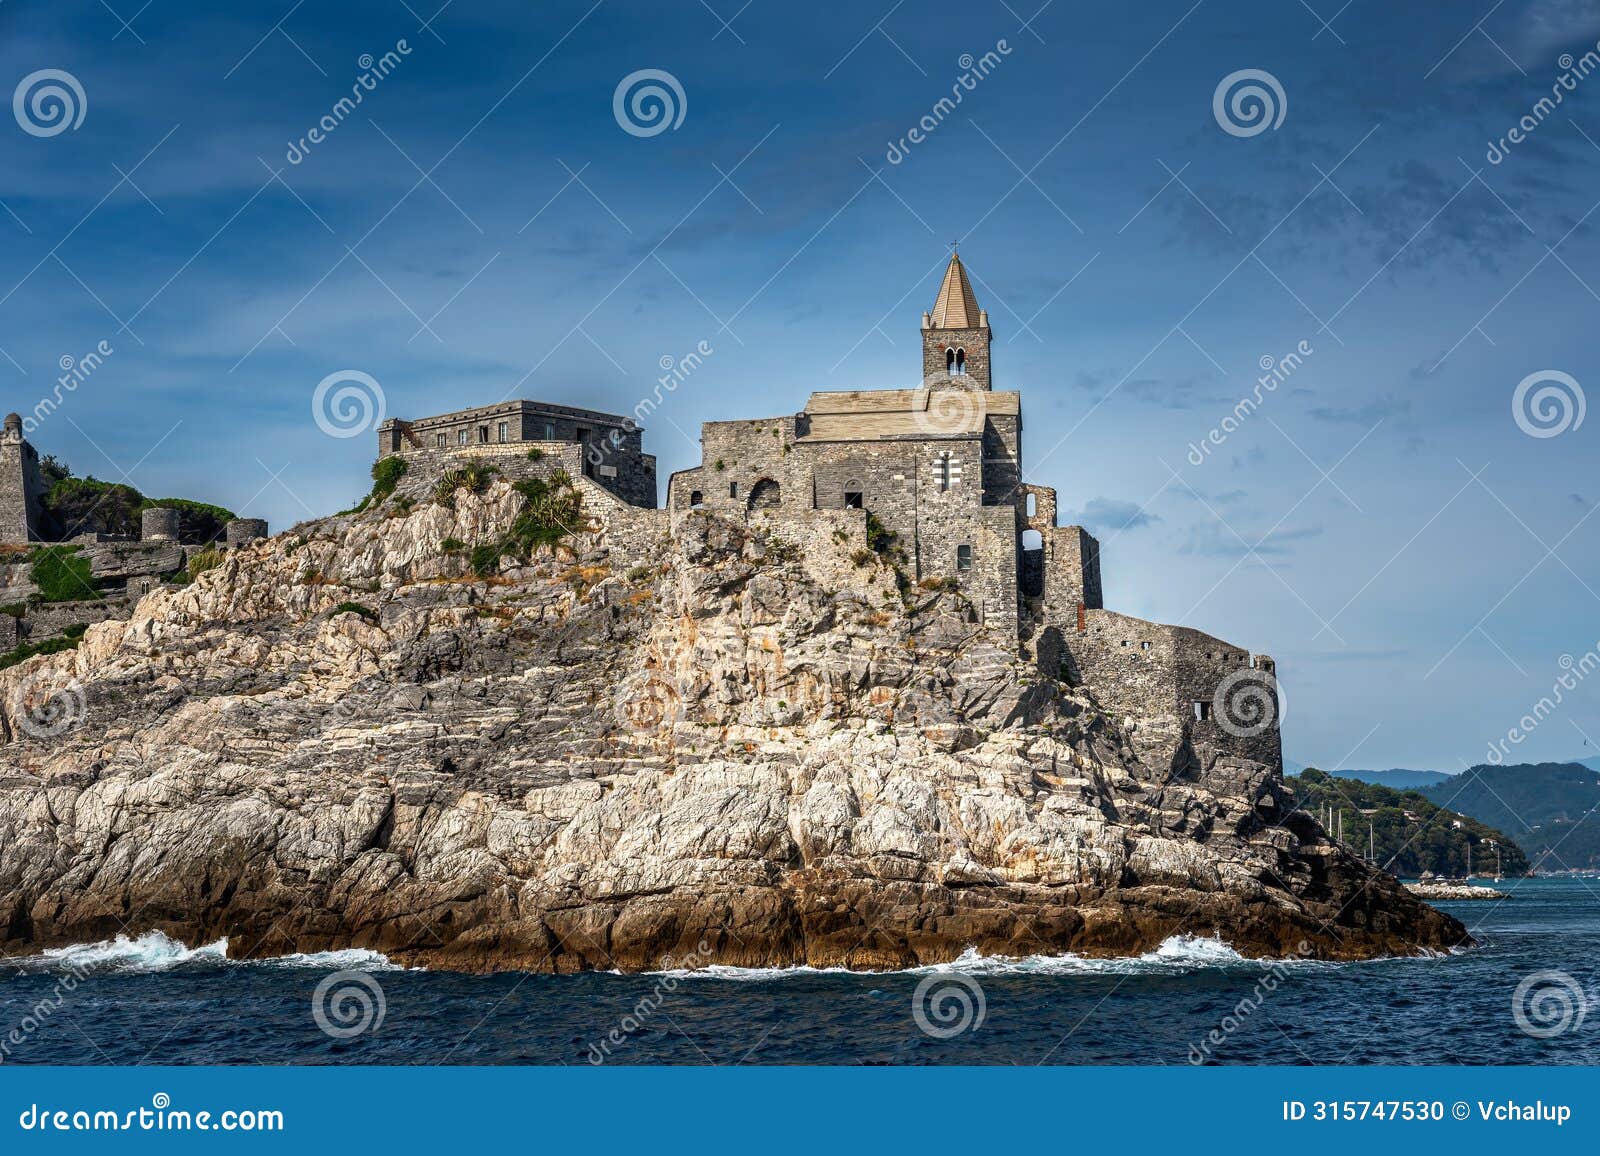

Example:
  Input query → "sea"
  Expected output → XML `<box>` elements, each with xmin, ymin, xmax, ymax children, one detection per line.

<box><xmin>3</xmin><ymin>877</ymin><xmax>1596</xmax><ymax>1065</ymax></box>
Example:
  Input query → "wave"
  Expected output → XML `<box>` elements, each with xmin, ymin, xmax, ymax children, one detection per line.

<box><xmin>12</xmin><ymin>932</ymin><xmax>401</xmax><ymax>975</ymax></box>
<box><xmin>648</xmin><ymin>935</ymin><xmax>1333</xmax><ymax>981</ymax></box>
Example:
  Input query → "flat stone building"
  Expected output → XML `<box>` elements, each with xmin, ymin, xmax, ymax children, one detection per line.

<box><xmin>375</xmin><ymin>399</ymin><xmax>656</xmax><ymax>508</ymax></box>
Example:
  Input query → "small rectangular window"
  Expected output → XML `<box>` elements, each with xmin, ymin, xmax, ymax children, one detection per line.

<box><xmin>1194</xmin><ymin>701</ymin><xmax>1211</xmax><ymax>721</ymax></box>
<box><xmin>544</xmin><ymin>422</ymin><xmax>556</xmax><ymax>440</ymax></box>
<box><xmin>729</xmin><ymin>482</ymin><xmax>738</xmax><ymax>498</ymax></box>
<box><xmin>497</xmin><ymin>421</ymin><xmax>509</xmax><ymax>443</ymax></box>
<box><xmin>436</xmin><ymin>433</ymin><xmax>447</xmax><ymax>448</ymax></box>
<box><xmin>956</xmin><ymin>544</ymin><xmax>973</xmax><ymax>571</ymax></box>
<box><xmin>457</xmin><ymin>428</ymin><xmax>468</xmax><ymax>446</ymax></box>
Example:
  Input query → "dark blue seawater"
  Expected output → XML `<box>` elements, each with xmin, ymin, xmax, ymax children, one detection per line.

<box><xmin>3</xmin><ymin>878</ymin><xmax>1597</xmax><ymax>1065</ymax></box>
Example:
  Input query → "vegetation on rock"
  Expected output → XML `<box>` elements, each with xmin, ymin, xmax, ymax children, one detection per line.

<box><xmin>27</xmin><ymin>545</ymin><xmax>99</xmax><ymax>603</ymax></box>
<box><xmin>1288</xmin><ymin>768</ymin><xmax>1530</xmax><ymax>877</ymax></box>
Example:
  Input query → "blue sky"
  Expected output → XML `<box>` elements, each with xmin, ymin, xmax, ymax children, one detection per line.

<box><xmin>3</xmin><ymin>0</ymin><xmax>1600</xmax><ymax>771</ymax></box>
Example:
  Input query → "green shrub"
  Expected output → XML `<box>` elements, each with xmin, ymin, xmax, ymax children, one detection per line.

<box><xmin>0</xmin><ymin>602</ymin><xmax>24</xmax><ymax>618</ymax></box>
<box><xmin>353</xmin><ymin>456</ymin><xmax>408</xmax><ymax>513</ymax></box>
<box><xmin>468</xmin><ymin>544</ymin><xmax>502</xmax><ymax>576</ymax></box>
<box><xmin>28</xmin><ymin>546</ymin><xmax>99</xmax><ymax>603</ymax></box>
<box><xmin>186</xmin><ymin>547</ymin><xmax>225</xmax><ymax>584</ymax></box>
<box><xmin>331</xmin><ymin>600</ymin><xmax>378</xmax><ymax>623</ymax></box>
<box><xmin>0</xmin><ymin>623</ymin><xmax>88</xmax><ymax>671</ymax></box>
<box><xmin>526</xmin><ymin>447</ymin><xmax>545</xmax><ymax>461</ymax></box>
<box><xmin>460</xmin><ymin>471</ymin><xmax>585</xmax><ymax>577</ymax></box>
<box><xmin>140</xmin><ymin>498</ymin><xmax>235</xmax><ymax>543</ymax></box>
<box><xmin>433</xmin><ymin>462</ymin><xmax>498</xmax><ymax>507</ymax></box>
<box><xmin>441</xmin><ymin>538</ymin><xmax>466</xmax><ymax>552</ymax></box>
<box><xmin>865</xmin><ymin>512</ymin><xmax>896</xmax><ymax>556</ymax></box>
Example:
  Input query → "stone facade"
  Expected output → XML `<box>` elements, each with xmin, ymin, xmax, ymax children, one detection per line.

<box><xmin>661</xmin><ymin>251</ymin><xmax>1280</xmax><ymax>770</ymax></box>
<box><xmin>141</xmin><ymin>507</ymin><xmax>181</xmax><ymax>542</ymax></box>
<box><xmin>0</xmin><ymin>414</ymin><xmax>44</xmax><ymax>544</ymax></box>
<box><xmin>226</xmin><ymin>518</ymin><xmax>269</xmax><ymax>546</ymax></box>
<box><xmin>376</xmin><ymin>400</ymin><xmax>656</xmax><ymax>508</ymax></box>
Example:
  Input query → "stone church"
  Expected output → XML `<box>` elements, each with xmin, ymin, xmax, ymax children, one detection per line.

<box><xmin>668</xmin><ymin>251</ymin><xmax>1281</xmax><ymax>770</ymax></box>
<box><xmin>379</xmin><ymin>251</ymin><xmax>1282</xmax><ymax>770</ymax></box>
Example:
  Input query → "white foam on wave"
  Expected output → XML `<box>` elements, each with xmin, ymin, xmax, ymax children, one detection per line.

<box><xmin>39</xmin><ymin>930</ymin><xmax>229</xmax><ymax>973</ymax></box>
<box><xmin>253</xmin><ymin>948</ymin><xmax>404</xmax><ymax>971</ymax></box>
<box><xmin>646</xmin><ymin>934</ymin><xmax>1324</xmax><ymax>980</ymax></box>
<box><xmin>17</xmin><ymin>931</ymin><xmax>403</xmax><ymax>974</ymax></box>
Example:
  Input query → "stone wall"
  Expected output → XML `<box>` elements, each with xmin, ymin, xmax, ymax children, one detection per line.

<box><xmin>378</xmin><ymin>401</ymin><xmax>656</xmax><ymax>508</ymax></box>
<box><xmin>0</xmin><ymin>421</ymin><xmax>44</xmax><ymax>544</ymax></box>
<box><xmin>386</xmin><ymin>438</ymin><xmax>656</xmax><ymax>509</ymax></box>
<box><xmin>1059</xmin><ymin>609</ymin><xmax>1281</xmax><ymax>770</ymax></box>
<box><xmin>921</xmin><ymin>325</ymin><xmax>992</xmax><ymax>388</ymax></box>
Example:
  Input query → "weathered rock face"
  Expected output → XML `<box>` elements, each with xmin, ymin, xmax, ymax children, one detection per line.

<box><xmin>0</xmin><ymin>480</ymin><xmax>1467</xmax><ymax>971</ymax></box>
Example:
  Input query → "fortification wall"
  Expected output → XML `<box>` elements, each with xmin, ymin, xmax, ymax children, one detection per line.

<box><xmin>385</xmin><ymin>440</ymin><xmax>655</xmax><ymax>509</ymax></box>
<box><xmin>0</xmin><ymin>426</ymin><xmax>44</xmax><ymax>544</ymax></box>
<box><xmin>1061</xmin><ymin>609</ymin><xmax>1281</xmax><ymax>770</ymax></box>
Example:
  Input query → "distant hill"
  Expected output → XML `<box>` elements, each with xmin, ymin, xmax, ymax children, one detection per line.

<box><xmin>1289</xmin><ymin>769</ymin><xmax>1530</xmax><ymax>878</ymax></box>
<box><xmin>1327</xmin><ymin>768</ymin><xmax>1453</xmax><ymax>790</ymax></box>
<box><xmin>1420</xmin><ymin>763</ymin><xmax>1600</xmax><ymax>871</ymax></box>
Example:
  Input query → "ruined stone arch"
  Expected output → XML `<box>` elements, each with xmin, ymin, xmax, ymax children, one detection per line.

<box><xmin>748</xmin><ymin>478</ymin><xmax>781</xmax><ymax>510</ymax></box>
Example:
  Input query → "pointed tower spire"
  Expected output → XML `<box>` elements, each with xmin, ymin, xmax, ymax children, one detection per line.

<box><xmin>921</xmin><ymin>250</ymin><xmax>993</xmax><ymax>388</ymax></box>
<box><xmin>929</xmin><ymin>251</ymin><xmax>983</xmax><ymax>329</ymax></box>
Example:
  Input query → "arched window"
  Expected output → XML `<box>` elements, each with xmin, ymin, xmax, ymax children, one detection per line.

<box><xmin>938</xmin><ymin>452</ymin><xmax>952</xmax><ymax>493</ymax></box>
<box><xmin>1025</xmin><ymin>493</ymin><xmax>1037</xmax><ymax>517</ymax></box>
<box><xmin>748</xmin><ymin>478</ymin><xmax>781</xmax><ymax>509</ymax></box>
<box><xmin>1021</xmin><ymin>529</ymin><xmax>1042</xmax><ymax>551</ymax></box>
<box><xmin>955</xmin><ymin>348</ymin><xmax>967</xmax><ymax>375</ymax></box>
<box><xmin>945</xmin><ymin>347</ymin><xmax>955</xmax><ymax>373</ymax></box>
<box><xmin>688</xmin><ymin>490</ymin><xmax>704</xmax><ymax>509</ymax></box>
<box><xmin>843</xmin><ymin>480</ymin><xmax>864</xmax><ymax>509</ymax></box>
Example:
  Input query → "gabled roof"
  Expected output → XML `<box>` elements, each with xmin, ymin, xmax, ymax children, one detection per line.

<box><xmin>798</xmin><ymin>387</ymin><xmax>1018</xmax><ymax>440</ymax></box>
<box><xmin>928</xmin><ymin>252</ymin><xmax>983</xmax><ymax>329</ymax></box>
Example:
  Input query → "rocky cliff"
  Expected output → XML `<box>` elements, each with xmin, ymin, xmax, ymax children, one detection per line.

<box><xmin>0</xmin><ymin>472</ymin><xmax>1466</xmax><ymax>971</ymax></box>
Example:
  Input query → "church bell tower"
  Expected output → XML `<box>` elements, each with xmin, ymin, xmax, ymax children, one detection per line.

<box><xmin>921</xmin><ymin>250</ymin><xmax>992</xmax><ymax>389</ymax></box>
